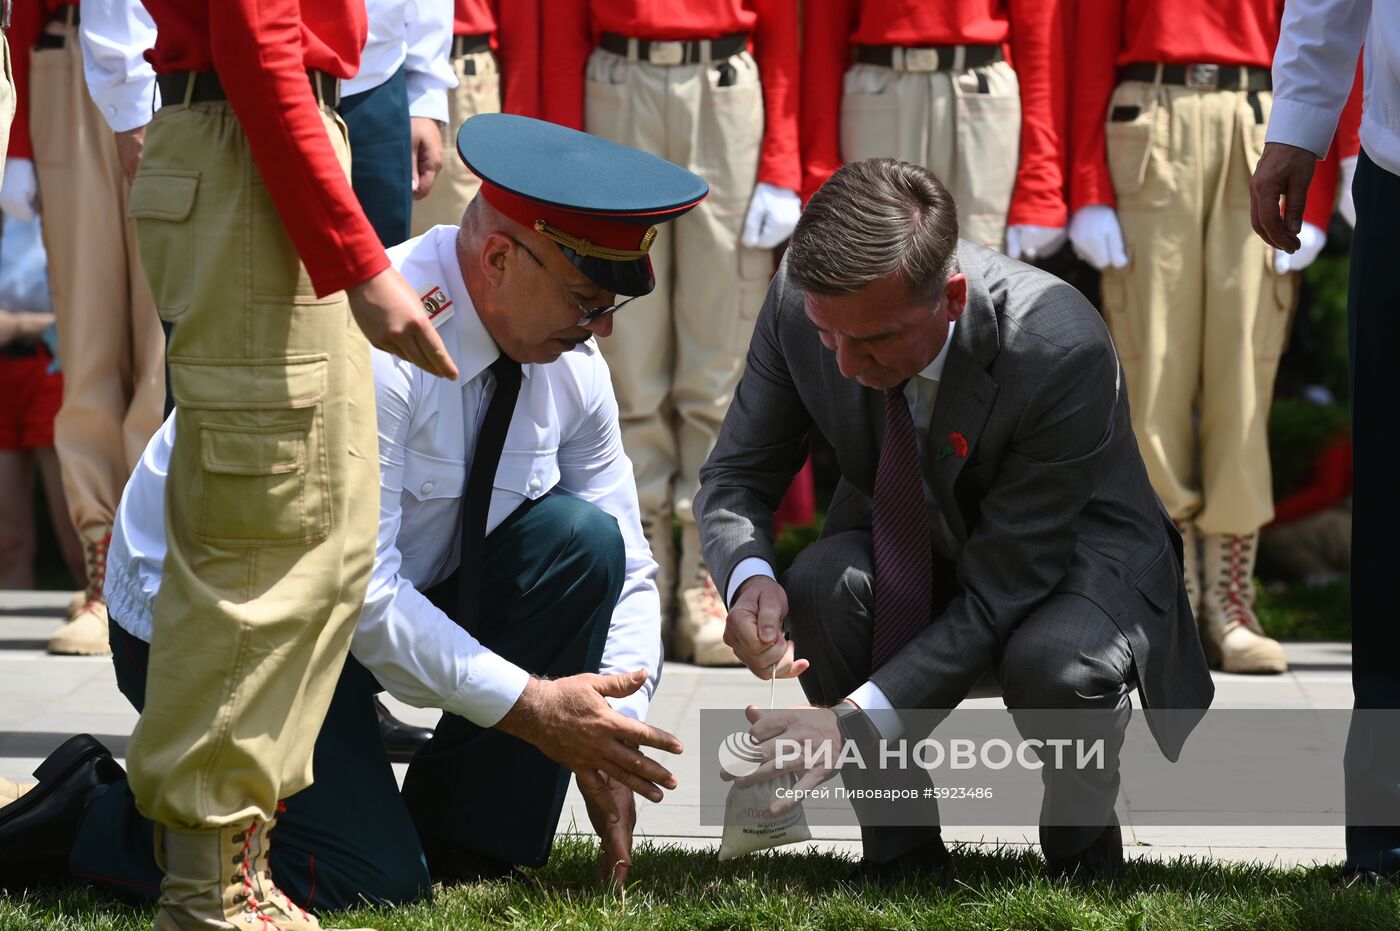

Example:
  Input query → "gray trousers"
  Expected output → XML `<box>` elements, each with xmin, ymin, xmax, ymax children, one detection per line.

<box><xmin>783</xmin><ymin>530</ymin><xmax>1136</xmax><ymax>863</ymax></box>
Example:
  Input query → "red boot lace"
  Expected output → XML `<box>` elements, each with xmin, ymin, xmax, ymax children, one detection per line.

<box><xmin>1219</xmin><ymin>535</ymin><xmax>1257</xmax><ymax>632</ymax></box>
<box><xmin>234</xmin><ymin>820</ymin><xmax>284</xmax><ymax>931</ymax></box>
<box><xmin>83</xmin><ymin>534</ymin><xmax>110</xmax><ymax>608</ymax></box>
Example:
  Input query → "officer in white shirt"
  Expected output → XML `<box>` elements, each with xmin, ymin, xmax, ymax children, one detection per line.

<box><xmin>1250</xmin><ymin>0</ymin><xmax>1400</xmax><ymax>888</ymax></box>
<box><xmin>0</xmin><ymin>115</ymin><xmax>709</xmax><ymax>908</ymax></box>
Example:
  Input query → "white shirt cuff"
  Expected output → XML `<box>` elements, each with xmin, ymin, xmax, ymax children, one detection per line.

<box><xmin>607</xmin><ymin>691</ymin><xmax>650</xmax><ymax>723</ymax></box>
<box><xmin>726</xmin><ymin>557</ymin><xmax>776</xmax><ymax>606</ymax></box>
<box><xmin>406</xmin><ymin>84</ymin><xmax>450</xmax><ymax>123</ymax></box>
<box><xmin>446</xmin><ymin>651</ymin><xmax>531</xmax><ymax>728</ymax></box>
<box><xmin>847</xmin><ymin>680</ymin><xmax>904</xmax><ymax>740</ymax></box>
<box><xmin>99</xmin><ymin>88</ymin><xmax>157</xmax><ymax>133</ymax></box>
<box><xmin>1265</xmin><ymin>97</ymin><xmax>1341</xmax><ymax>160</ymax></box>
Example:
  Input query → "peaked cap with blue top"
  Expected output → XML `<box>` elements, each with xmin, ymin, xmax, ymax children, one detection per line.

<box><xmin>457</xmin><ymin>113</ymin><xmax>709</xmax><ymax>297</ymax></box>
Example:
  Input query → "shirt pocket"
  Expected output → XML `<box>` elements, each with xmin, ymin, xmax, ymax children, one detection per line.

<box><xmin>494</xmin><ymin>447</ymin><xmax>560</xmax><ymax>502</ymax></box>
<box><xmin>399</xmin><ymin>446</ymin><xmax>467</xmax><ymax>560</ymax></box>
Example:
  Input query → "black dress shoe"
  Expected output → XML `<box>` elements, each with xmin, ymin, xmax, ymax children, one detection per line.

<box><xmin>1044</xmin><ymin>824</ymin><xmax>1124</xmax><ymax>882</ymax></box>
<box><xmin>844</xmin><ymin>837</ymin><xmax>954</xmax><ymax>891</ymax></box>
<box><xmin>376</xmin><ymin>697</ymin><xmax>434</xmax><ymax>763</ymax></box>
<box><xmin>0</xmin><ymin>734</ymin><xmax>124</xmax><ymax>890</ymax></box>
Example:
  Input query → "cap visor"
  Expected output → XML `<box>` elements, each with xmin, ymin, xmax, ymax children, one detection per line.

<box><xmin>560</xmin><ymin>247</ymin><xmax>656</xmax><ymax>298</ymax></box>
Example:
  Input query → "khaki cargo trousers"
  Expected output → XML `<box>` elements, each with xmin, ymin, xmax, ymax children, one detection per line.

<box><xmin>28</xmin><ymin>19</ymin><xmax>165</xmax><ymax>537</ymax></box>
<box><xmin>1100</xmin><ymin>77</ymin><xmax>1296</xmax><ymax>535</ymax></box>
<box><xmin>124</xmin><ymin>88</ymin><xmax>380</xmax><ymax>829</ymax></box>
<box><xmin>0</xmin><ymin>34</ymin><xmax>13</xmax><ymax>177</ymax></box>
<box><xmin>583</xmin><ymin>46</ymin><xmax>772</xmax><ymax>524</ymax></box>
<box><xmin>410</xmin><ymin>47</ymin><xmax>499</xmax><ymax>235</ymax></box>
<box><xmin>839</xmin><ymin>57</ymin><xmax>1022</xmax><ymax>250</ymax></box>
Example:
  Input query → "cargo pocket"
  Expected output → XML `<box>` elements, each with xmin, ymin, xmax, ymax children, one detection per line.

<box><xmin>170</xmin><ymin>355</ymin><xmax>331</xmax><ymax>545</ymax></box>
<box><xmin>128</xmin><ymin>170</ymin><xmax>200</xmax><ymax>322</ymax></box>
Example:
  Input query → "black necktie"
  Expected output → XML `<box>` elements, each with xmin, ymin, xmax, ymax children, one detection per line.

<box><xmin>452</xmin><ymin>354</ymin><xmax>522</xmax><ymax>626</ymax></box>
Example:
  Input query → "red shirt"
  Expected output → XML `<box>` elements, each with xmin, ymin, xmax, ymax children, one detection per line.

<box><xmin>1071</xmin><ymin>0</ymin><xmax>1331</xmax><ymax>228</ymax></box>
<box><xmin>530</xmin><ymin>0</ymin><xmax>802</xmax><ymax>193</ymax></box>
<box><xmin>454</xmin><ymin>0</ymin><xmax>496</xmax><ymax>36</ymax></box>
<box><xmin>801</xmin><ymin>0</ymin><xmax>1068</xmax><ymax>228</ymax></box>
<box><xmin>6</xmin><ymin>0</ymin><xmax>73</xmax><ymax>160</ymax></box>
<box><xmin>140</xmin><ymin>0</ymin><xmax>386</xmax><ymax>297</ymax></box>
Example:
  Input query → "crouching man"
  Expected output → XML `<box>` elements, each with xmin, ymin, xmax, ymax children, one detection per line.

<box><xmin>0</xmin><ymin>115</ymin><xmax>706</xmax><ymax>912</ymax></box>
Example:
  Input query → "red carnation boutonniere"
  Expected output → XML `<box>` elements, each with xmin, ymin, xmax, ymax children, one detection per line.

<box><xmin>937</xmin><ymin>431</ymin><xmax>970</xmax><ymax>461</ymax></box>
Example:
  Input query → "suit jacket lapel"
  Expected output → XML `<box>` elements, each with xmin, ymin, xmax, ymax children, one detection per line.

<box><xmin>921</xmin><ymin>254</ymin><xmax>1000</xmax><ymax>544</ymax></box>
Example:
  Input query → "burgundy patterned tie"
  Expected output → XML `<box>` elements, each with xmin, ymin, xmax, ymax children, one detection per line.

<box><xmin>871</xmin><ymin>384</ymin><xmax>934</xmax><ymax>670</ymax></box>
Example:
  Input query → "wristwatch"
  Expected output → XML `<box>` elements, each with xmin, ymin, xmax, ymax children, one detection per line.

<box><xmin>831</xmin><ymin>700</ymin><xmax>881</xmax><ymax>752</ymax></box>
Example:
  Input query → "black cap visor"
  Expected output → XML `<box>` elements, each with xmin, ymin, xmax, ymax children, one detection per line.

<box><xmin>559</xmin><ymin>246</ymin><xmax>656</xmax><ymax>298</ymax></box>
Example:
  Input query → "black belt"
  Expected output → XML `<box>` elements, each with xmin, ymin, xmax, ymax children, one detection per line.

<box><xmin>1</xmin><ymin>340</ymin><xmax>42</xmax><ymax>359</ymax></box>
<box><xmin>1118</xmin><ymin>62</ymin><xmax>1272</xmax><ymax>92</ymax></box>
<box><xmin>157</xmin><ymin>69</ymin><xmax>340</xmax><ymax>109</ymax></box>
<box><xmin>452</xmin><ymin>33</ymin><xmax>492</xmax><ymax>59</ymax></box>
<box><xmin>854</xmin><ymin>43</ymin><xmax>1002</xmax><ymax>72</ymax></box>
<box><xmin>32</xmin><ymin>3</ymin><xmax>76</xmax><ymax>47</ymax></box>
<box><xmin>598</xmin><ymin>31</ymin><xmax>748</xmax><ymax>66</ymax></box>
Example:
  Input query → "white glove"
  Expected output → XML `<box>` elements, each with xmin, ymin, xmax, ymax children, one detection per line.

<box><xmin>741</xmin><ymin>182</ymin><xmax>802</xmax><ymax>249</ymax></box>
<box><xmin>1338</xmin><ymin>155</ymin><xmax>1357</xmax><ymax>229</ymax></box>
<box><xmin>1006</xmin><ymin>224</ymin><xmax>1067</xmax><ymax>261</ymax></box>
<box><xmin>1068</xmin><ymin>205</ymin><xmax>1129</xmax><ymax>270</ymax></box>
<box><xmin>0</xmin><ymin>159</ymin><xmax>39</xmax><ymax>223</ymax></box>
<box><xmin>1274</xmin><ymin>221</ymin><xmax>1326</xmax><ymax>273</ymax></box>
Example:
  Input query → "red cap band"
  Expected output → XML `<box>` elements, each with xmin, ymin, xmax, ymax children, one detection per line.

<box><xmin>480</xmin><ymin>181</ymin><xmax>655</xmax><ymax>255</ymax></box>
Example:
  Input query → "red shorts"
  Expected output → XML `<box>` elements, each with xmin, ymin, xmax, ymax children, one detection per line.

<box><xmin>0</xmin><ymin>345</ymin><xmax>64</xmax><ymax>451</ymax></box>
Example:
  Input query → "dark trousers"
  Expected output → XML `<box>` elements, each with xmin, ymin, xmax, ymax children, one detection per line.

<box><xmin>1343</xmin><ymin>149</ymin><xmax>1400</xmax><ymax>876</ymax></box>
<box><xmin>337</xmin><ymin>65</ymin><xmax>413</xmax><ymax>248</ymax></box>
<box><xmin>68</xmin><ymin>494</ymin><xmax>624</xmax><ymax>908</ymax></box>
<box><xmin>783</xmin><ymin>530</ymin><xmax>1133</xmax><ymax>864</ymax></box>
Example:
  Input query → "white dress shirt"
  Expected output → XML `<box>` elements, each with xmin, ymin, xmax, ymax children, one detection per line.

<box><xmin>80</xmin><ymin>0</ymin><xmax>160</xmax><ymax>133</ymax></box>
<box><xmin>105</xmin><ymin>225</ymin><xmax>663</xmax><ymax>728</ymax></box>
<box><xmin>1267</xmin><ymin>0</ymin><xmax>1400</xmax><ymax>177</ymax></box>
<box><xmin>78</xmin><ymin>0</ymin><xmax>457</xmax><ymax>133</ymax></box>
<box><xmin>345</xmin><ymin>0</ymin><xmax>456</xmax><ymax>123</ymax></box>
<box><xmin>724</xmin><ymin>322</ymin><xmax>957</xmax><ymax>730</ymax></box>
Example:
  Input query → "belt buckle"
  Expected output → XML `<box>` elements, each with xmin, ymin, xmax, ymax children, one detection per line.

<box><xmin>1185</xmin><ymin>64</ymin><xmax>1219</xmax><ymax>90</ymax></box>
<box><xmin>903</xmin><ymin>47</ymin><xmax>942</xmax><ymax>72</ymax></box>
<box><xmin>648</xmin><ymin>41</ymin><xmax>685</xmax><ymax>66</ymax></box>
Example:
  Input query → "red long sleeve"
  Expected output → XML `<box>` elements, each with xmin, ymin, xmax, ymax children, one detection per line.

<box><xmin>1071</xmin><ymin>0</ymin><xmax>1332</xmax><ymax>220</ymax></box>
<box><xmin>141</xmin><ymin>0</ymin><xmax>387</xmax><ymax>298</ymax></box>
<box><xmin>537</xmin><ymin>1</ymin><xmax>801</xmax><ymax>192</ymax></box>
<box><xmin>5</xmin><ymin>0</ymin><xmax>48</xmax><ymax>160</ymax></box>
<box><xmin>454</xmin><ymin>0</ymin><xmax>495</xmax><ymax>37</ymax></box>
<box><xmin>1270</xmin><ymin>440</ymin><xmax>1352</xmax><ymax>526</ymax></box>
<box><xmin>799</xmin><ymin>1</ymin><xmax>1066</xmax><ymax>226</ymax></box>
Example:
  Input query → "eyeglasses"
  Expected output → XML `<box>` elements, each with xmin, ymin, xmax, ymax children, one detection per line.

<box><xmin>509</xmin><ymin>236</ymin><xmax>639</xmax><ymax>326</ymax></box>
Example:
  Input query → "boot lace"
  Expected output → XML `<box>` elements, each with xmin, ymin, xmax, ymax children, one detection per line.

<box><xmin>1218</xmin><ymin>534</ymin><xmax>1262</xmax><ymax>635</ymax></box>
<box><xmin>82</xmin><ymin>533</ymin><xmax>110</xmax><ymax>607</ymax></box>
<box><xmin>232</xmin><ymin>820</ymin><xmax>285</xmax><ymax>930</ymax></box>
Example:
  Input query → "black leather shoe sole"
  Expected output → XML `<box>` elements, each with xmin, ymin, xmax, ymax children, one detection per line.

<box><xmin>0</xmin><ymin>734</ymin><xmax>124</xmax><ymax>890</ymax></box>
<box><xmin>843</xmin><ymin>838</ymin><xmax>954</xmax><ymax>892</ymax></box>
<box><xmin>376</xmin><ymin>698</ymin><xmax>434</xmax><ymax>764</ymax></box>
<box><xmin>1045</xmin><ymin>824</ymin><xmax>1124</xmax><ymax>882</ymax></box>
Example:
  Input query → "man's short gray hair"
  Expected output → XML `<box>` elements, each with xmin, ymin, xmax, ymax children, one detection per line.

<box><xmin>787</xmin><ymin>158</ymin><xmax>959</xmax><ymax>300</ymax></box>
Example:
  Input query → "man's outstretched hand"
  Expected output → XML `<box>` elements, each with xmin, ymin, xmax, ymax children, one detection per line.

<box><xmin>1250</xmin><ymin>141</ymin><xmax>1319</xmax><ymax>254</ymax></box>
<box><xmin>347</xmin><ymin>266</ymin><xmax>459</xmax><ymax>380</ymax></box>
<box><xmin>497</xmin><ymin>670</ymin><xmax>683</xmax><ymax>826</ymax></box>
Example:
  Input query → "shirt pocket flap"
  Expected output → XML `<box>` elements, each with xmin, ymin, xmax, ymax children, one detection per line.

<box><xmin>403</xmin><ymin>447</ymin><xmax>466</xmax><ymax>501</ymax></box>
<box><xmin>495</xmin><ymin>448</ymin><xmax>559</xmax><ymax>501</ymax></box>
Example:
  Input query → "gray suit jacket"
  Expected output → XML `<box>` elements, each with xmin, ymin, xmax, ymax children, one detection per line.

<box><xmin>695</xmin><ymin>242</ymin><xmax>1214</xmax><ymax>760</ymax></box>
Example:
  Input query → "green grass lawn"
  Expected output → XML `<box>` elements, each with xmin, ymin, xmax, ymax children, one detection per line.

<box><xmin>2</xmin><ymin>836</ymin><xmax>1395</xmax><ymax>931</ymax></box>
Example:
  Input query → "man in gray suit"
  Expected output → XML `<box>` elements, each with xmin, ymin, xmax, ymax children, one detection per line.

<box><xmin>695</xmin><ymin>159</ymin><xmax>1214</xmax><ymax>882</ymax></box>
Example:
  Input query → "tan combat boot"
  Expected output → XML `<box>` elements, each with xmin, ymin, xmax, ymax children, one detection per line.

<box><xmin>641</xmin><ymin>510</ymin><xmax>677</xmax><ymax>649</ymax></box>
<box><xmin>49</xmin><ymin>526</ymin><xmax>112</xmax><ymax>656</ymax></box>
<box><xmin>674</xmin><ymin>522</ymin><xmax>741</xmax><ymax>667</ymax></box>
<box><xmin>0</xmin><ymin>776</ymin><xmax>35</xmax><ymax>806</ymax></box>
<box><xmin>153</xmin><ymin>818</ymin><xmax>375</xmax><ymax>931</ymax></box>
<box><xmin>1200</xmin><ymin>531</ymin><xmax>1287</xmax><ymax>674</ymax></box>
<box><xmin>1174</xmin><ymin>520</ymin><xmax>1203</xmax><ymax>622</ymax></box>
